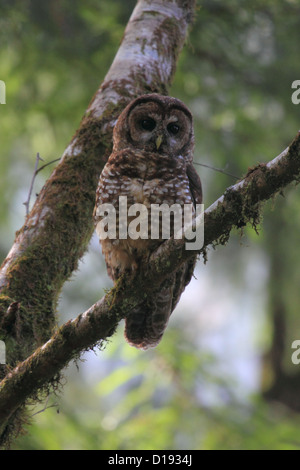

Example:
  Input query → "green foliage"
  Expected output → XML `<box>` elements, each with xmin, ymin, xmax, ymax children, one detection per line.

<box><xmin>14</xmin><ymin>329</ymin><xmax>300</xmax><ymax>450</ymax></box>
<box><xmin>1</xmin><ymin>0</ymin><xmax>300</xmax><ymax>450</ymax></box>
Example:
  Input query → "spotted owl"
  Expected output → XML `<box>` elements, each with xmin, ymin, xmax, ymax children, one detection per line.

<box><xmin>94</xmin><ymin>94</ymin><xmax>202</xmax><ymax>349</ymax></box>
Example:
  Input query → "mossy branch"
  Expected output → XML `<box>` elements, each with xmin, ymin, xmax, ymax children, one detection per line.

<box><xmin>0</xmin><ymin>130</ymin><xmax>299</xmax><ymax>431</ymax></box>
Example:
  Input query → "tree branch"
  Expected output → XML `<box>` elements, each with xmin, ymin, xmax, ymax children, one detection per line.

<box><xmin>0</xmin><ymin>130</ymin><xmax>299</xmax><ymax>429</ymax></box>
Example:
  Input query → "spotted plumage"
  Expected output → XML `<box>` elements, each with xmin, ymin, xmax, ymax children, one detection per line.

<box><xmin>94</xmin><ymin>94</ymin><xmax>202</xmax><ymax>349</ymax></box>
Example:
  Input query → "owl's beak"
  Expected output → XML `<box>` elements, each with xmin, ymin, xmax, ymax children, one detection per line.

<box><xmin>155</xmin><ymin>134</ymin><xmax>163</xmax><ymax>150</ymax></box>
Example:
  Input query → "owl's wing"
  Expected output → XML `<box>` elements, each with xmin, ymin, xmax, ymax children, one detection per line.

<box><xmin>170</xmin><ymin>163</ymin><xmax>202</xmax><ymax>311</ymax></box>
<box><xmin>186</xmin><ymin>163</ymin><xmax>202</xmax><ymax>206</ymax></box>
<box><xmin>125</xmin><ymin>163</ymin><xmax>203</xmax><ymax>349</ymax></box>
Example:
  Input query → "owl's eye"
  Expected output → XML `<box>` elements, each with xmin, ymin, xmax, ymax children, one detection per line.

<box><xmin>140</xmin><ymin>118</ymin><xmax>156</xmax><ymax>131</ymax></box>
<box><xmin>167</xmin><ymin>123</ymin><xmax>180</xmax><ymax>135</ymax></box>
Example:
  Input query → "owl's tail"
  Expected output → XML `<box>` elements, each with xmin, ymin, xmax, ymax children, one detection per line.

<box><xmin>124</xmin><ymin>258</ymin><xmax>196</xmax><ymax>349</ymax></box>
<box><xmin>124</xmin><ymin>280</ymin><xmax>174</xmax><ymax>349</ymax></box>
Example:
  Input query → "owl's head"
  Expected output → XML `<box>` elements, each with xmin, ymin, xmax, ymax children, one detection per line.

<box><xmin>113</xmin><ymin>94</ymin><xmax>194</xmax><ymax>161</ymax></box>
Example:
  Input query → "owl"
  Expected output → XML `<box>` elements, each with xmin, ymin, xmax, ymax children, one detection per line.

<box><xmin>94</xmin><ymin>94</ymin><xmax>202</xmax><ymax>349</ymax></box>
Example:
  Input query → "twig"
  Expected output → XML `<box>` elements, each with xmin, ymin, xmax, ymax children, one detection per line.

<box><xmin>23</xmin><ymin>153</ymin><xmax>44</xmax><ymax>217</ymax></box>
<box><xmin>194</xmin><ymin>161</ymin><xmax>239</xmax><ymax>179</ymax></box>
<box><xmin>23</xmin><ymin>154</ymin><xmax>60</xmax><ymax>216</ymax></box>
<box><xmin>36</xmin><ymin>158</ymin><xmax>61</xmax><ymax>175</ymax></box>
<box><xmin>31</xmin><ymin>395</ymin><xmax>59</xmax><ymax>417</ymax></box>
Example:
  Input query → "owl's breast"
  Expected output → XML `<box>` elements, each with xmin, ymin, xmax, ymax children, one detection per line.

<box><xmin>98</xmin><ymin>148</ymin><xmax>192</xmax><ymax>208</ymax></box>
<box><xmin>127</xmin><ymin>178</ymin><xmax>145</xmax><ymax>204</ymax></box>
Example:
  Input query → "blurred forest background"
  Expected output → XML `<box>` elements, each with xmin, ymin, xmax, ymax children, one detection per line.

<box><xmin>1</xmin><ymin>0</ymin><xmax>300</xmax><ymax>450</ymax></box>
